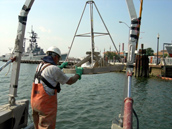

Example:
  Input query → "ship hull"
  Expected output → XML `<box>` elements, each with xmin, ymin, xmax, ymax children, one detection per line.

<box><xmin>22</xmin><ymin>53</ymin><xmax>67</xmax><ymax>61</ymax></box>
<box><xmin>0</xmin><ymin>53</ymin><xmax>67</xmax><ymax>62</ymax></box>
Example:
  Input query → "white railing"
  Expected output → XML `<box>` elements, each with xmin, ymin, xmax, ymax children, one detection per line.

<box><xmin>149</xmin><ymin>57</ymin><xmax>172</xmax><ymax>65</ymax></box>
<box><xmin>162</xmin><ymin>58</ymin><xmax>172</xmax><ymax>65</ymax></box>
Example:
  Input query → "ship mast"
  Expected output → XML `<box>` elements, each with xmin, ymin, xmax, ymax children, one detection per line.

<box><xmin>28</xmin><ymin>26</ymin><xmax>38</xmax><ymax>52</ymax></box>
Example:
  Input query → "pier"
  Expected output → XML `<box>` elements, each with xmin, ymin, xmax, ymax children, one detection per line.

<box><xmin>147</xmin><ymin>57</ymin><xmax>172</xmax><ymax>78</ymax></box>
<box><xmin>149</xmin><ymin>64</ymin><xmax>172</xmax><ymax>78</ymax></box>
<box><xmin>1</xmin><ymin>59</ymin><xmax>75</xmax><ymax>66</ymax></box>
<box><xmin>2</xmin><ymin>58</ymin><xmax>172</xmax><ymax>78</ymax></box>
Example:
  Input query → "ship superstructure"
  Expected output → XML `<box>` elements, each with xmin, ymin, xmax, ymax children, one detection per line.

<box><xmin>26</xmin><ymin>27</ymin><xmax>45</xmax><ymax>56</ymax></box>
<box><xmin>21</xmin><ymin>27</ymin><xmax>46</xmax><ymax>61</ymax></box>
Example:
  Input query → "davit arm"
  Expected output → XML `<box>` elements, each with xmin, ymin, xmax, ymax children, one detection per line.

<box><xmin>9</xmin><ymin>0</ymin><xmax>35</xmax><ymax>106</ymax></box>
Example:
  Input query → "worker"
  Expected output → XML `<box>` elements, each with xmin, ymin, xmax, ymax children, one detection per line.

<box><xmin>31</xmin><ymin>46</ymin><xmax>83</xmax><ymax>129</ymax></box>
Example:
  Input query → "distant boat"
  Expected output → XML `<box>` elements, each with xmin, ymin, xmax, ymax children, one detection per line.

<box><xmin>166</xmin><ymin>45</ymin><xmax>172</xmax><ymax>57</ymax></box>
<box><xmin>0</xmin><ymin>27</ymin><xmax>67</xmax><ymax>62</ymax></box>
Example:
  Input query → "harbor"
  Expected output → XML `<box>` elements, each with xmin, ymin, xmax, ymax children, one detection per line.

<box><xmin>0</xmin><ymin>61</ymin><xmax>172</xmax><ymax>129</ymax></box>
<box><xmin>0</xmin><ymin>0</ymin><xmax>172</xmax><ymax>129</ymax></box>
<box><xmin>2</xmin><ymin>56</ymin><xmax>172</xmax><ymax>79</ymax></box>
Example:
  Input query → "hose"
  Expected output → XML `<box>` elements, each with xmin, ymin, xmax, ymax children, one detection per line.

<box><xmin>133</xmin><ymin>108</ymin><xmax>139</xmax><ymax>129</ymax></box>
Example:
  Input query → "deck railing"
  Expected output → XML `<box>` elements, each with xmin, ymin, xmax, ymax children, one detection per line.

<box><xmin>149</xmin><ymin>57</ymin><xmax>172</xmax><ymax>65</ymax></box>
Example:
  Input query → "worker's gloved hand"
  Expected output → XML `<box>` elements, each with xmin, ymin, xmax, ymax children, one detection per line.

<box><xmin>58</xmin><ymin>62</ymin><xmax>68</xmax><ymax>69</ymax></box>
<box><xmin>75</xmin><ymin>66</ymin><xmax>83</xmax><ymax>80</ymax></box>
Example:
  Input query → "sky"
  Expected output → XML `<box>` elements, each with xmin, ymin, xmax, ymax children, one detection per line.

<box><xmin>0</xmin><ymin>0</ymin><xmax>172</xmax><ymax>58</ymax></box>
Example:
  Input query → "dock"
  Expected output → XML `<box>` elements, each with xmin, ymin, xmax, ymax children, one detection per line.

<box><xmin>1</xmin><ymin>59</ymin><xmax>172</xmax><ymax>78</ymax></box>
<box><xmin>1</xmin><ymin>59</ymin><xmax>75</xmax><ymax>66</ymax></box>
<box><xmin>149</xmin><ymin>64</ymin><xmax>172</xmax><ymax>78</ymax></box>
<box><xmin>63</xmin><ymin>64</ymin><xmax>125</xmax><ymax>74</ymax></box>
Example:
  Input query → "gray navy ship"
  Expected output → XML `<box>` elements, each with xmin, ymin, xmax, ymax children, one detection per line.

<box><xmin>0</xmin><ymin>27</ymin><xmax>67</xmax><ymax>62</ymax></box>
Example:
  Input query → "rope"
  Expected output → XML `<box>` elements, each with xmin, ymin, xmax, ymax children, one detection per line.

<box><xmin>5</xmin><ymin>63</ymin><xmax>11</xmax><ymax>76</ymax></box>
<box><xmin>28</xmin><ymin>110</ymin><xmax>33</xmax><ymax>123</ymax></box>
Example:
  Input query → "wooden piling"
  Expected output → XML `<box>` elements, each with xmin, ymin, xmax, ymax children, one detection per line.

<box><xmin>134</xmin><ymin>46</ymin><xmax>149</xmax><ymax>77</ymax></box>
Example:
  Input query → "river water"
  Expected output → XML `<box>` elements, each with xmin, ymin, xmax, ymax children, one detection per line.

<box><xmin>0</xmin><ymin>62</ymin><xmax>172</xmax><ymax>129</ymax></box>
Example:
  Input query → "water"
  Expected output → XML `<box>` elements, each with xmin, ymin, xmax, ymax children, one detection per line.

<box><xmin>0</xmin><ymin>62</ymin><xmax>172</xmax><ymax>129</ymax></box>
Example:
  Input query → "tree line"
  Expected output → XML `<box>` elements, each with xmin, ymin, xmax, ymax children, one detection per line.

<box><xmin>104</xmin><ymin>47</ymin><xmax>169</xmax><ymax>60</ymax></box>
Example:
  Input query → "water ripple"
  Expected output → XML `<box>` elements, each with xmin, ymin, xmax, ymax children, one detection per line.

<box><xmin>0</xmin><ymin>62</ymin><xmax>172</xmax><ymax>128</ymax></box>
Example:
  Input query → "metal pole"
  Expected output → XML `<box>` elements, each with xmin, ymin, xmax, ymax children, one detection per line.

<box><xmin>163</xmin><ymin>43</ymin><xmax>165</xmax><ymax>65</ymax></box>
<box><xmin>119</xmin><ymin>21</ymin><xmax>131</xmax><ymax>63</ymax></box>
<box><xmin>119</xmin><ymin>21</ymin><xmax>130</xmax><ymax>38</ymax></box>
<box><xmin>119</xmin><ymin>43</ymin><xmax>120</xmax><ymax>62</ymax></box>
<box><xmin>157</xmin><ymin>33</ymin><xmax>160</xmax><ymax>65</ymax></box>
<box><xmin>90</xmin><ymin>1</ymin><xmax>94</xmax><ymax>67</ymax></box>
<box><xmin>65</xmin><ymin>2</ymin><xmax>87</xmax><ymax>62</ymax></box>
<box><xmin>135</xmin><ymin>0</ymin><xmax>143</xmax><ymax>50</ymax></box>
<box><xmin>119</xmin><ymin>21</ymin><xmax>130</xmax><ymax>28</ymax></box>
<box><xmin>127</xmin><ymin>76</ymin><xmax>132</xmax><ymax>97</ymax></box>
<box><xmin>119</xmin><ymin>21</ymin><xmax>130</xmax><ymax>52</ymax></box>
<box><xmin>94</xmin><ymin>2</ymin><xmax>119</xmax><ymax>54</ymax></box>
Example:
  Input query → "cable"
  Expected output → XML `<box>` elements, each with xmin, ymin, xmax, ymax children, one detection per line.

<box><xmin>133</xmin><ymin>108</ymin><xmax>139</xmax><ymax>129</ymax></box>
<box><xmin>28</xmin><ymin>113</ymin><xmax>33</xmax><ymax>123</ymax></box>
<box><xmin>5</xmin><ymin>63</ymin><xmax>11</xmax><ymax>76</ymax></box>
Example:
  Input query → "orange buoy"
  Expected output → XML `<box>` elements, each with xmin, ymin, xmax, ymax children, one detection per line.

<box><xmin>161</xmin><ymin>77</ymin><xmax>172</xmax><ymax>81</ymax></box>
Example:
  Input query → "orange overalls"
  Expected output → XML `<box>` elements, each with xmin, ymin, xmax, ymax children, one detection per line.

<box><xmin>31</xmin><ymin>63</ymin><xmax>60</xmax><ymax>129</ymax></box>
